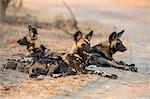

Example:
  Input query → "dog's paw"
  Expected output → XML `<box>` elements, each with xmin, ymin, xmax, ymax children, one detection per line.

<box><xmin>106</xmin><ymin>74</ymin><xmax>118</xmax><ymax>79</ymax></box>
<box><xmin>52</xmin><ymin>74</ymin><xmax>62</xmax><ymax>78</ymax></box>
<box><xmin>94</xmin><ymin>70</ymin><xmax>103</xmax><ymax>74</ymax></box>
<box><xmin>123</xmin><ymin>66</ymin><xmax>138</xmax><ymax>72</ymax></box>
<box><xmin>94</xmin><ymin>70</ymin><xmax>118</xmax><ymax>79</ymax></box>
<box><xmin>129</xmin><ymin>66</ymin><xmax>138</xmax><ymax>72</ymax></box>
<box><xmin>129</xmin><ymin>63</ymin><xmax>135</xmax><ymax>67</ymax></box>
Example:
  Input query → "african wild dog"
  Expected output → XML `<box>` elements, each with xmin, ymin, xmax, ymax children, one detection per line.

<box><xmin>62</xmin><ymin>31</ymin><xmax>93</xmax><ymax>74</ymax></box>
<box><xmin>88</xmin><ymin>30</ymin><xmax>137</xmax><ymax>72</ymax></box>
<box><xmin>4</xmin><ymin>25</ymin><xmax>64</xmax><ymax>77</ymax></box>
<box><xmin>17</xmin><ymin>25</ymin><xmax>45</xmax><ymax>59</ymax></box>
<box><xmin>62</xmin><ymin>31</ymin><xmax>118</xmax><ymax>79</ymax></box>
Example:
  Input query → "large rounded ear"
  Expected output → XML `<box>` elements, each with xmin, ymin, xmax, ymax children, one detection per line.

<box><xmin>85</xmin><ymin>30</ymin><xmax>93</xmax><ymax>41</ymax></box>
<box><xmin>117</xmin><ymin>30</ymin><xmax>125</xmax><ymax>38</ymax></box>
<box><xmin>28</xmin><ymin>25</ymin><xmax>32</xmax><ymax>32</ymax></box>
<box><xmin>32</xmin><ymin>28</ymin><xmax>38</xmax><ymax>35</ymax></box>
<box><xmin>109</xmin><ymin>32</ymin><xmax>117</xmax><ymax>42</ymax></box>
<box><xmin>28</xmin><ymin>25</ymin><xmax>38</xmax><ymax>35</ymax></box>
<box><xmin>74</xmin><ymin>31</ymin><xmax>83</xmax><ymax>43</ymax></box>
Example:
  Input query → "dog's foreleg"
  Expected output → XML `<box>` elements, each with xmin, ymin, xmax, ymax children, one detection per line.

<box><xmin>96</xmin><ymin>57</ymin><xmax>132</xmax><ymax>69</ymax></box>
<box><xmin>96</xmin><ymin>57</ymin><xmax>124</xmax><ymax>68</ymax></box>
<box><xmin>112</xmin><ymin>60</ymin><xmax>138</xmax><ymax>72</ymax></box>
<box><xmin>104</xmin><ymin>59</ymin><xmax>138</xmax><ymax>72</ymax></box>
<box><xmin>113</xmin><ymin>60</ymin><xmax>135</xmax><ymax>67</ymax></box>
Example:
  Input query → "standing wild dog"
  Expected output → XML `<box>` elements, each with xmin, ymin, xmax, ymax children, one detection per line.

<box><xmin>88</xmin><ymin>30</ymin><xmax>137</xmax><ymax>72</ymax></box>
<box><xmin>62</xmin><ymin>31</ymin><xmax>118</xmax><ymax>79</ymax></box>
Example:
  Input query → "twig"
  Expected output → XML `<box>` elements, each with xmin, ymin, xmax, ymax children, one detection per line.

<box><xmin>62</xmin><ymin>1</ymin><xmax>79</xmax><ymax>31</ymax></box>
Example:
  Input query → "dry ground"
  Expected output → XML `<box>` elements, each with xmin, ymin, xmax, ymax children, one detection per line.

<box><xmin>0</xmin><ymin>0</ymin><xmax>150</xmax><ymax>98</ymax></box>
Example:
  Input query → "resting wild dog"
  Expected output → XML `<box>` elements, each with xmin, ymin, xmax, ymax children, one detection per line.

<box><xmin>88</xmin><ymin>30</ymin><xmax>137</xmax><ymax>72</ymax></box>
<box><xmin>62</xmin><ymin>31</ymin><xmax>118</xmax><ymax>79</ymax></box>
<box><xmin>4</xmin><ymin>25</ymin><xmax>64</xmax><ymax>77</ymax></box>
<box><xmin>63</xmin><ymin>31</ymin><xmax>93</xmax><ymax>74</ymax></box>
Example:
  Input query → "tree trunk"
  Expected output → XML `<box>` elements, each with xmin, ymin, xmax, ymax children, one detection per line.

<box><xmin>0</xmin><ymin>0</ymin><xmax>11</xmax><ymax>23</ymax></box>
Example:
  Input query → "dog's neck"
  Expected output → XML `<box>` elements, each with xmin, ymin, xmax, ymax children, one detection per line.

<box><xmin>68</xmin><ymin>44</ymin><xmax>89</xmax><ymax>61</ymax></box>
<box><xmin>91</xmin><ymin>40</ymin><xmax>115</xmax><ymax>60</ymax></box>
<box><xmin>77</xmin><ymin>49</ymin><xmax>89</xmax><ymax>61</ymax></box>
<box><xmin>101</xmin><ymin>40</ymin><xmax>117</xmax><ymax>55</ymax></box>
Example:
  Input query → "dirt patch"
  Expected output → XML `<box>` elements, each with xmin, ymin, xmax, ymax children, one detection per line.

<box><xmin>0</xmin><ymin>75</ymin><xmax>95</xmax><ymax>98</ymax></box>
<box><xmin>76</xmin><ymin>80</ymin><xmax>150</xmax><ymax>99</ymax></box>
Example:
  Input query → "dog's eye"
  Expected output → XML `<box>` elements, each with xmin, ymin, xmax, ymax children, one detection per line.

<box><xmin>23</xmin><ymin>37</ymin><xmax>27</xmax><ymax>40</ymax></box>
<box><xmin>116</xmin><ymin>42</ymin><xmax>122</xmax><ymax>46</ymax></box>
<box><xmin>81</xmin><ymin>44</ymin><xmax>86</xmax><ymax>47</ymax></box>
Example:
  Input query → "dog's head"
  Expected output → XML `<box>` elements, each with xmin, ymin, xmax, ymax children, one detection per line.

<box><xmin>17</xmin><ymin>36</ymin><xmax>30</xmax><ymax>45</ymax></box>
<box><xmin>109</xmin><ymin>30</ymin><xmax>127</xmax><ymax>52</ymax></box>
<box><xmin>73</xmin><ymin>30</ymin><xmax>93</xmax><ymax>53</ymax></box>
<box><xmin>17</xmin><ymin>36</ymin><xmax>46</xmax><ymax>59</ymax></box>
<box><xmin>17</xmin><ymin>25</ymin><xmax>38</xmax><ymax>45</ymax></box>
<box><xmin>17</xmin><ymin>35</ymin><xmax>34</xmax><ymax>56</ymax></box>
<box><xmin>17</xmin><ymin>25</ymin><xmax>45</xmax><ymax>57</ymax></box>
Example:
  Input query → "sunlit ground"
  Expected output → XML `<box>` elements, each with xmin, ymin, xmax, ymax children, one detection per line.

<box><xmin>0</xmin><ymin>0</ymin><xmax>149</xmax><ymax>98</ymax></box>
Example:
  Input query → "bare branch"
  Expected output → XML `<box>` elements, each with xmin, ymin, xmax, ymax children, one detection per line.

<box><xmin>58</xmin><ymin>26</ymin><xmax>73</xmax><ymax>36</ymax></box>
<box><xmin>62</xmin><ymin>1</ymin><xmax>80</xmax><ymax>31</ymax></box>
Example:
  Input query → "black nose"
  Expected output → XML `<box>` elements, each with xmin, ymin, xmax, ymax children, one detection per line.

<box><xmin>121</xmin><ymin>47</ymin><xmax>127</xmax><ymax>52</ymax></box>
<box><xmin>124</xmin><ymin>47</ymin><xmax>127</xmax><ymax>51</ymax></box>
<box><xmin>17</xmin><ymin>37</ymin><xmax>28</xmax><ymax>45</ymax></box>
<box><xmin>17</xmin><ymin>39</ymin><xmax>21</xmax><ymax>44</ymax></box>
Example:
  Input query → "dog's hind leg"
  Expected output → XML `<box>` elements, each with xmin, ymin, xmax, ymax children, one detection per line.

<box><xmin>94</xmin><ymin>70</ymin><xmax>118</xmax><ymax>79</ymax></box>
<box><xmin>86</xmin><ymin>69</ymin><xmax>118</xmax><ymax>79</ymax></box>
<box><xmin>85</xmin><ymin>66</ymin><xmax>118</xmax><ymax>79</ymax></box>
<box><xmin>47</xmin><ymin>62</ymin><xmax>60</xmax><ymax>77</ymax></box>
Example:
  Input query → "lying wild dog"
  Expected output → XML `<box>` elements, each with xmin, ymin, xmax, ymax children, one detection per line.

<box><xmin>4</xmin><ymin>25</ymin><xmax>64</xmax><ymax>77</ymax></box>
<box><xmin>62</xmin><ymin>31</ymin><xmax>118</xmax><ymax>79</ymax></box>
<box><xmin>88</xmin><ymin>30</ymin><xmax>137</xmax><ymax>72</ymax></box>
<box><xmin>17</xmin><ymin>25</ymin><xmax>64</xmax><ymax>59</ymax></box>
<box><xmin>16</xmin><ymin>25</ymin><xmax>66</xmax><ymax>77</ymax></box>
